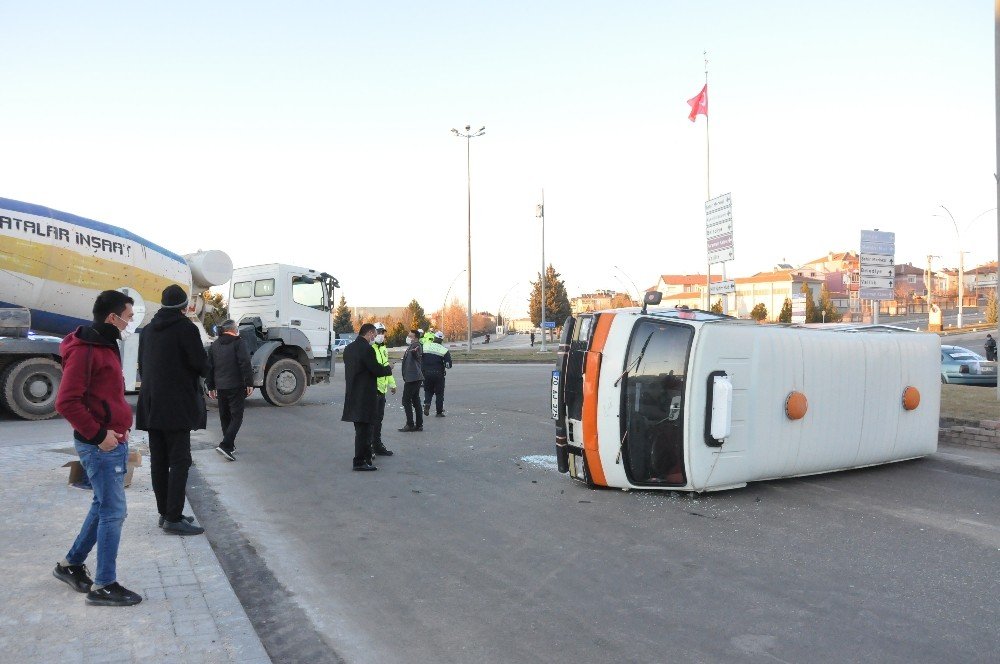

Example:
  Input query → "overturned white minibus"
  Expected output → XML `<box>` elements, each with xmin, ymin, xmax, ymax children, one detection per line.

<box><xmin>552</xmin><ymin>301</ymin><xmax>940</xmax><ymax>492</ymax></box>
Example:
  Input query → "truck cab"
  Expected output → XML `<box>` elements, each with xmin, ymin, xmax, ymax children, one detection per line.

<box><xmin>228</xmin><ymin>264</ymin><xmax>338</xmax><ymax>406</ymax></box>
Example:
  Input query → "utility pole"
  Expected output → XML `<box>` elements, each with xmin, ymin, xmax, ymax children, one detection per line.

<box><xmin>537</xmin><ymin>191</ymin><xmax>547</xmax><ymax>351</ymax></box>
<box><xmin>996</xmin><ymin>0</ymin><xmax>1000</xmax><ymax>398</ymax></box>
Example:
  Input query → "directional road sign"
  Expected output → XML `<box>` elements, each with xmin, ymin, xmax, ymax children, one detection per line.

<box><xmin>709</xmin><ymin>279</ymin><xmax>736</xmax><ymax>295</ymax></box>
<box><xmin>859</xmin><ymin>229</ymin><xmax>895</xmax><ymax>300</ymax></box>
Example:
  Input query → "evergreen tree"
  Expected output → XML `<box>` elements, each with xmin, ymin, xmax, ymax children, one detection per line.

<box><xmin>985</xmin><ymin>290</ymin><xmax>998</xmax><ymax>325</ymax></box>
<box><xmin>778</xmin><ymin>298</ymin><xmax>792</xmax><ymax>323</ymax></box>
<box><xmin>801</xmin><ymin>282</ymin><xmax>819</xmax><ymax>323</ymax></box>
<box><xmin>819</xmin><ymin>283</ymin><xmax>843</xmax><ymax>322</ymax></box>
<box><xmin>332</xmin><ymin>295</ymin><xmax>354</xmax><ymax>333</ymax></box>
<box><xmin>750</xmin><ymin>303</ymin><xmax>768</xmax><ymax>321</ymax></box>
<box><xmin>710</xmin><ymin>298</ymin><xmax>723</xmax><ymax>314</ymax></box>
<box><xmin>403</xmin><ymin>299</ymin><xmax>431</xmax><ymax>332</ymax></box>
<box><xmin>528</xmin><ymin>264</ymin><xmax>572</xmax><ymax>328</ymax></box>
<box><xmin>387</xmin><ymin>321</ymin><xmax>408</xmax><ymax>347</ymax></box>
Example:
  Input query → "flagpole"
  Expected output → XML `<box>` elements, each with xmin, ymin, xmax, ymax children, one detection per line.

<box><xmin>704</xmin><ymin>51</ymin><xmax>712</xmax><ymax>310</ymax></box>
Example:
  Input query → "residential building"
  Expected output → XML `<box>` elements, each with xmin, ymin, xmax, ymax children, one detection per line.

<box><xmin>570</xmin><ymin>290</ymin><xmax>635</xmax><ymax>314</ymax></box>
<box><xmin>718</xmin><ymin>270</ymin><xmax>824</xmax><ymax>321</ymax></box>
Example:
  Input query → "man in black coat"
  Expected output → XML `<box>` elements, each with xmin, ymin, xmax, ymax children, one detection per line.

<box><xmin>207</xmin><ymin>319</ymin><xmax>254</xmax><ymax>461</ymax></box>
<box><xmin>341</xmin><ymin>323</ymin><xmax>393</xmax><ymax>471</ymax></box>
<box><xmin>137</xmin><ymin>284</ymin><xmax>208</xmax><ymax>535</ymax></box>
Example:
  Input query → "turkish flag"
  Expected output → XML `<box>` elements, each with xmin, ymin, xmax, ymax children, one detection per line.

<box><xmin>687</xmin><ymin>84</ymin><xmax>708</xmax><ymax>122</ymax></box>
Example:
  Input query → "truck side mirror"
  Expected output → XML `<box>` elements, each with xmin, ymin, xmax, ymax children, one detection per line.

<box><xmin>641</xmin><ymin>291</ymin><xmax>662</xmax><ymax>314</ymax></box>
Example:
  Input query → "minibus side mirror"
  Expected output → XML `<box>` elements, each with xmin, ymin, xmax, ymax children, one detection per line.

<box><xmin>704</xmin><ymin>371</ymin><xmax>732</xmax><ymax>446</ymax></box>
<box><xmin>641</xmin><ymin>291</ymin><xmax>662</xmax><ymax>314</ymax></box>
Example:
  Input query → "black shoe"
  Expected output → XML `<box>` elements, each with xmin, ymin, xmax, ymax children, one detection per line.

<box><xmin>423</xmin><ymin>404</ymin><xmax>430</xmax><ymax>416</ymax></box>
<box><xmin>352</xmin><ymin>463</ymin><xmax>378</xmax><ymax>471</ymax></box>
<box><xmin>163</xmin><ymin>519</ymin><xmax>205</xmax><ymax>536</ymax></box>
<box><xmin>398</xmin><ymin>425</ymin><xmax>416</xmax><ymax>432</ymax></box>
<box><xmin>215</xmin><ymin>446</ymin><xmax>236</xmax><ymax>461</ymax></box>
<box><xmin>53</xmin><ymin>563</ymin><xmax>92</xmax><ymax>593</ymax></box>
<box><xmin>373</xmin><ymin>446</ymin><xmax>394</xmax><ymax>456</ymax></box>
<box><xmin>85</xmin><ymin>581</ymin><xmax>142</xmax><ymax>607</ymax></box>
<box><xmin>413</xmin><ymin>426</ymin><xmax>423</xmax><ymax>432</ymax></box>
<box><xmin>435</xmin><ymin>412</ymin><xmax>445</xmax><ymax>417</ymax></box>
<box><xmin>158</xmin><ymin>514</ymin><xmax>195</xmax><ymax>528</ymax></box>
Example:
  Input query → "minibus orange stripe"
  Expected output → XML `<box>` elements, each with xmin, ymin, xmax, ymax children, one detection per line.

<box><xmin>581</xmin><ymin>313</ymin><xmax>615</xmax><ymax>487</ymax></box>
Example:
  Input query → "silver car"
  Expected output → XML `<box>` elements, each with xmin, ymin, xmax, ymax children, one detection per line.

<box><xmin>940</xmin><ymin>345</ymin><xmax>997</xmax><ymax>385</ymax></box>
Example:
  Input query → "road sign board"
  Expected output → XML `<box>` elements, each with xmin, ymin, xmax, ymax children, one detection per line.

<box><xmin>859</xmin><ymin>265</ymin><xmax>893</xmax><ymax>278</ymax></box>
<box><xmin>860</xmin><ymin>230</ymin><xmax>895</xmax><ymax>255</ymax></box>
<box><xmin>709</xmin><ymin>279</ymin><xmax>736</xmax><ymax>295</ymax></box>
<box><xmin>706</xmin><ymin>193</ymin><xmax>734</xmax><ymax>264</ymax></box>
<box><xmin>542</xmin><ymin>321</ymin><xmax>556</xmax><ymax>329</ymax></box>
<box><xmin>859</xmin><ymin>287</ymin><xmax>894</xmax><ymax>300</ymax></box>
<box><xmin>859</xmin><ymin>253</ymin><xmax>894</xmax><ymax>266</ymax></box>
<box><xmin>860</xmin><ymin>276</ymin><xmax>894</xmax><ymax>289</ymax></box>
<box><xmin>791</xmin><ymin>295</ymin><xmax>806</xmax><ymax>324</ymax></box>
<box><xmin>860</xmin><ymin>229</ymin><xmax>895</xmax><ymax>300</ymax></box>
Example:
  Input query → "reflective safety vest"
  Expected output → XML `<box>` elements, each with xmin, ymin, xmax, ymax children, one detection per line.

<box><xmin>373</xmin><ymin>343</ymin><xmax>396</xmax><ymax>394</ymax></box>
<box><xmin>421</xmin><ymin>341</ymin><xmax>452</xmax><ymax>375</ymax></box>
<box><xmin>422</xmin><ymin>331</ymin><xmax>435</xmax><ymax>345</ymax></box>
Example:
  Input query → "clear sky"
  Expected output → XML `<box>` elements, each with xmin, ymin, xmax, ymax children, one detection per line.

<box><xmin>2</xmin><ymin>1</ymin><xmax>996</xmax><ymax>318</ymax></box>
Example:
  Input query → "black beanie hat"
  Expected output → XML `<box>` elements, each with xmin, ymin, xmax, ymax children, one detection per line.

<box><xmin>161</xmin><ymin>284</ymin><xmax>189</xmax><ymax>309</ymax></box>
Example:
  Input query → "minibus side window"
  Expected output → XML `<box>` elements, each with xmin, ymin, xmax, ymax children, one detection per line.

<box><xmin>564</xmin><ymin>315</ymin><xmax>593</xmax><ymax>421</ymax></box>
<box><xmin>621</xmin><ymin>320</ymin><xmax>693</xmax><ymax>485</ymax></box>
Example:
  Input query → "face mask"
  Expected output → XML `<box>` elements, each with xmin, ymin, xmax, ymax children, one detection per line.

<box><xmin>374</xmin><ymin>334</ymin><xmax>385</xmax><ymax>344</ymax></box>
<box><xmin>407</xmin><ymin>337</ymin><xmax>415</xmax><ymax>345</ymax></box>
<box><xmin>121</xmin><ymin>320</ymin><xmax>138</xmax><ymax>339</ymax></box>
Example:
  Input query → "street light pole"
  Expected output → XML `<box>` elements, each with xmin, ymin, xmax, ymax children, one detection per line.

<box><xmin>441</xmin><ymin>268</ymin><xmax>466</xmax><ymax>337</ymax></box>
<box><xmin>614</xmin><ymin>265</ymin><xmax>643</xmax><ymax>304</ymax></box>
<box><xmin>497</xmin><ymin>282</ymin><xmax>519</xmax><ymax>336</ymax></box>
<box><xmin>938</xmin><ymin>205</ymin><xmax>966</xmax><ymax>328</ymax></box>
<box><xmin>537</xmin><ymin>191</ymin><xmax>547</xmax><ymax>351</ymax></box>
<box><xmin>936</xmin><ymin>205</ymin><xmax>996</xmax><ymax>329</ymax></box>
<box><xmin>452</xmin><ymin>124</ymin><xmax>486</xmax><ymax>351</ymax></box>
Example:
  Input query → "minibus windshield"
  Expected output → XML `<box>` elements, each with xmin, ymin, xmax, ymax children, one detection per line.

<box><xmin>621</xmin><ymin>320</ymin><xmax>693</xmax><ymax>485</ymax></box>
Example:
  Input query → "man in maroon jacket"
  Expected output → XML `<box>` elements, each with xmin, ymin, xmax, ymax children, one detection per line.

<box><xmin>52</xmin><ymin>290</ymin><xmax>143</xmax><ymax>607</ymax></box>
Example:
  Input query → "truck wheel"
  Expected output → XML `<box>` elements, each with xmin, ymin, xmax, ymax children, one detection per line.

<box><xmin>1</xmin><ymin>357</ymin><xmax>61</xmax><ymax>420</ymax></box>
<box><xmin>261</xmin><ymin>358</ymin><xmax>307</xmax><ymax>407</ymax></box>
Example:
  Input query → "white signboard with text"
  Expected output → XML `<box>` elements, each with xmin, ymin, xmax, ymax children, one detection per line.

<box><xmin>859</xmin><ymin>230</ymin><xmax>895</xmax><ymax>300</ymax></box>
<box><xmin>705</xmin><ymin>193</ymin><xmax>734</xmax><ymax>264</ymax></box>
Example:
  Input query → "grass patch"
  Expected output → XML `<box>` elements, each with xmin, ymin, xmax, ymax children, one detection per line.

<box><xmin>940</xmin><ymin>383</ymin><xmax>1000</xmax><ymax>422</ymax></box>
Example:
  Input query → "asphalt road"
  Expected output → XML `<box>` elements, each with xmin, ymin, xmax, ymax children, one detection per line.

<box><xmin>190</xmin><ymin>364</ymin><xmax>1000</xmax><ymax>664</ymax></box>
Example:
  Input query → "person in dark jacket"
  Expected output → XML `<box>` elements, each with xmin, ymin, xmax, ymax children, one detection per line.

<box><xmin>986</xmin><ymin>334</ymin><xmax>997</xmax><ymax>362</ymax></box>
<box><xmin>398</xmin><ymin>329</ymin><xmax>424</xmax><ymax>432</ymax></box>
<box><xmin>53</xmin><ymin>289</ymin><xmax>143</xmax><ymax>607</ymax></box>
<box><xmin>422</xmin><ymin>331</ymin><xmax>453</xmax><ymax>417</ymax></box>
<box><xmin>207</xmin><ymin>319</ymin><xmax>253</xmax><ymax>461</ymax></box>
<box><xmin>341</xmin><ymin>323</ymin><xmax>393</xmax><ymax>471</ymax></box>
<box><xmin>136</xmin><ymin>284</ymin><xmax>208</xmax><ymax>535</ymax></box>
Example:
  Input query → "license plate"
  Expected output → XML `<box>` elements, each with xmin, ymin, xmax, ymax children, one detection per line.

<box><xmin>551</xmin><ymin>370</ymin><xmax>560</xmax><ymax>419</ymax></box>
<box><xmin>981</xmin><ymin>366</ymin><xmax>996</xmax><ymax>374</ymax></box>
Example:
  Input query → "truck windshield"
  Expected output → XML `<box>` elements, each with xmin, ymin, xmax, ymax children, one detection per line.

<box><xmin>621</xmin><ymin>320</ymin><xmax>693</xmax><ymax>485</ymax></box>
<box><xmin>292</xmin><ymin>277</ymin><xmax>327</xmax><ymax>310</ymax></box>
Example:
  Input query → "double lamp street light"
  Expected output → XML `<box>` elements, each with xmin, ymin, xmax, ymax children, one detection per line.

<box><xmin>451</xmin><ymin>125</ymin><xmax>485</xmax><ymax>352</ymax></box>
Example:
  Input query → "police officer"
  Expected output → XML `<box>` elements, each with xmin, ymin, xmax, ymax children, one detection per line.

<box><xmin>371</xmin><ymin>323</ymin><xmax>396</xmax><ymax>456</ymax></box>
<box><xmin>421</xmin><ymin>328</ymin><xmax>436</xmax><ymax>345</ymax></box>
<box><xmin>422</xmin><ymin>331</ymin><xmax>453</xmax><ymax>417</ymax></box>
<box><xmin>986</xmin><ymin>334</ymin><xmax>998</xmax><ymax>362</ymax></box>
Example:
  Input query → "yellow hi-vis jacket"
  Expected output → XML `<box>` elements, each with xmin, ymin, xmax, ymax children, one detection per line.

<box><xmin>373</xmin><ymin>343</ymin><xmax>396</xmax><ymax>394</ymax></box>
<box><xmin>421</xmin><ymin>331</ymin><xmax>435</xmax><ymax>345</ymax></box>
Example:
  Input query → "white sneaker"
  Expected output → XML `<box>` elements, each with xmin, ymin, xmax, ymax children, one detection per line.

<box><xmin>215</xmin><ymin>446</ymin><xmax>236</xmax><ymax>461</ymax></box>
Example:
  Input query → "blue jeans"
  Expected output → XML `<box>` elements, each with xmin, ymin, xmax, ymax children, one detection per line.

<box><xmin>65</xmin><ymin>441</ymin><xmax>129</xmax><ymax>587</ymax></box>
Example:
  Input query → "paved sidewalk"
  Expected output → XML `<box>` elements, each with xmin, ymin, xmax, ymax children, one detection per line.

<box><xmin>0</xmin><ymin>436</ymin><xmax>270</xmax><ymax>664</ymax></box>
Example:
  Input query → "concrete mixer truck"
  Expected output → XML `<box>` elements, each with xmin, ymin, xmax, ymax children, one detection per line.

<box><xmin>0</xmin><ymin>196</ymin><xmax>338</xmax><ymax>419</ymax></box>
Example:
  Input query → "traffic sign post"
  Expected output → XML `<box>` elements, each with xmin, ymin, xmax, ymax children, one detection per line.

<box><xmin>706</xmin><ymin>193</ymin><xmax>734</xmax><ymax>314</ymax></box>
<box><xmin>859</xmin><ymin>229</ymin><xmax>895</xmax><ymax>324</ymax></box>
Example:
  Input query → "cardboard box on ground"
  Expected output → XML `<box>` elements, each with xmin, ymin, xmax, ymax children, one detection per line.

<box><xmin>63</xmin><ymin>451</ymin><xmax>143</xmax><ymax>489</ymax></box>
